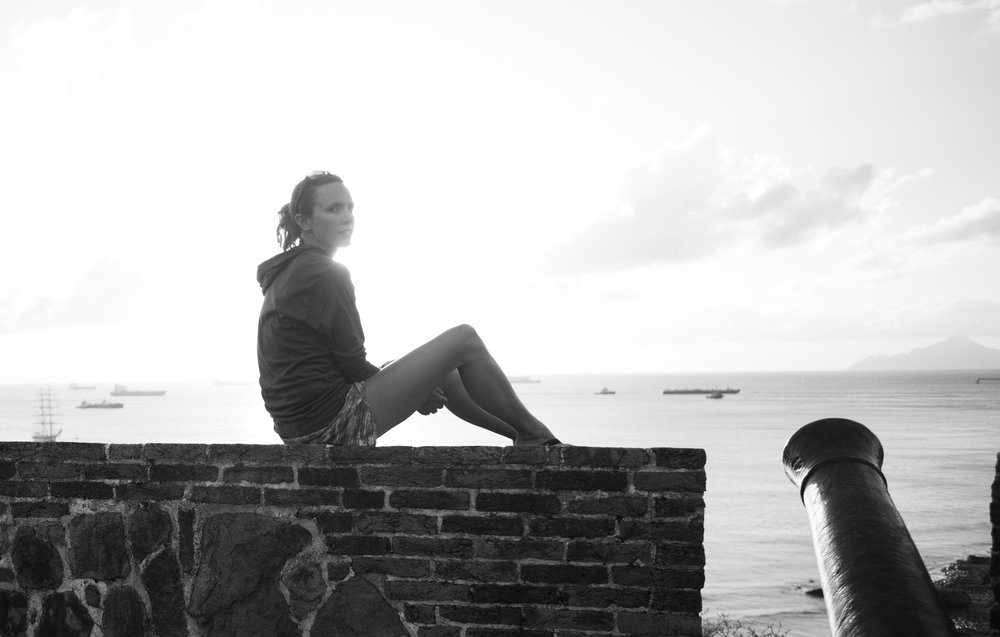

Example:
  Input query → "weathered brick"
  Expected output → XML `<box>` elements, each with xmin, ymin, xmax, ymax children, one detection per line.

<box><xmin>654</xmin><ymin>495</ymin><xmax>705</xmax><ymax>518</ymax></box>
<box><xmin>561</xmin><ymin>447</ymin><xmax>650</xmax><ymax>468</ymax></box>
<box><xmin>15</xmin><ymin>462</ymin><xmax>82</xmax><ymax>480</ymax></box>
<box><xmin>115</xmin><ymin>483</ymin><xmax>185</xmax><ymax>501</ymax></box>
<box><xmin>298</xmin><ymin>467</ymin><xmax>359</xmax><ymax>487</ymax></box>
<box><xmin>107</xmin><ymin>444</ymin><xmax>143</xmax><ymax>460</ymax></box>
<box><xmin>150</xmin><ymin>464</ymin><xmax>218</xmax><ymax>482</ymax></box>
<box><xmin>208</xmin><ymin>444</ymin><xmax>285</xmax><ymax>463</ymax></box>
<box><xmin>611</xmin><ymin>565</ymin><xmax>704</xmax><ymax>589</ymax></box>
<box><xmin>356</xmin><ymin>512</ymin><xmax>437</xmax><ymax>535</ymax></box>
<box><xmin>141</xmin><ymin>444</ymin><xmax>207</xmax><ymax>462</ymax></box>
<box><xmin>352</xmin><ymin>557</ymin><xmax>431</xmax><ymax>578</ymax></box>
<box><xmin>0</xmin><ymin>482</ymin><xmax>48</xmax><ymax>498</ymax></box>
<box><xmin>343</xmin><ymin>489</ymin><xmax>385</xmax><ymax>509</ymax></box>
<box><xmin>327</xmin><ymin>446</ymin><xmax>413</xmax><ymax>464</ymax></box>
<box><xmin>617</xmin><ymin>611</ymin><xmax>702</xmax><ymax>636</ymax></box>
<box><xmin>419</xmin><ymin>626</ymin><xmax>463</xmax><ymax>637</ymax></box>
<box><xmin>445</xmin><ymin>468</ymin><xmax>532</xmax><ymax>489</ymax></box>
<box><xmin>188</xmin><ymin>485</ymin><xmax>260</xmax><ymax>505</ymax></box>
<box><xmin>536</xmin><ymin>470</ymin><xmax>627</xmax><ymax>492</ymax></box>
<box><xmin>305</xmin><ymin>511</ymin><xmax>353</xmax><ymax>533</ymax></box>
<box><xmin>522</xmin><ymin>608</ymin><xmax>614</xmax><ymax>632</ymax></box>
<box><xmin>476</xmin><ymin>493</ymin><xmax>560</xmax><ymax>514</ymax></box>
<box><xmin>280</xmin><ymin>444</ymin><xmax>329</xmax><ymax>464</ymax></box>
<box><xmin>51</xmin><ymin>482</ymin><xmax>114</xmax><ymax>499</ymax></box>
<box><xmin>655</xmin><ymin>543</ymin><xmax>705</xmax><ymax>567</ymax></box>
<box><xmin>500</xmin><ymin>446</ymin><xmax>555</xmax><ymax>466</ymax></box>
<box><xmin>224</xmin><ymin>464</ymin><xmax>294</xmax><ymax>484</ymax></box>
<box><xmin>435</xmin><ymin>560</ymin><xmax>517</xmax><ymax>583</ymax></box>
<box><xmin>652</xmin><ymin>448</ymin><xmax>706</xmax><ymax>470</ymax></box>
<box><xmin>385</xmin><ymin>580</ymin><xmax>470</xmax><ymax>602</ymax></box>
<box><xmin>442</xmin><ymin>515</ymin><xmax>523</xmax><ymax>536</ymax></box>
<box><xmin>0</xmin><ymin>442</ymin><xmax>45</xmax><ymax>460</ymax></box>
<box><xmin>475</xmin><ymin>538</ymin><xmax>565</xmax><ymax>561</ymax></box>
<box><xmin>37</xmin><ymin>443</ymin><xmax>107</xmax><ymax>462</ymax></box>
<box><xmin>326</xmin><ymin>535</ymin><xmax>391</xmax><ymax>555</ymax></box>
<box><xmin>566</xmin><ymin>495</ymin><xmax>647</xmax><ymax>517</ymax></box>
<box><xmin>566</xmin><ymin>541</ymin><xmax>652</xmax><ymax>565</ymax></box>
<box><xmin>650</xmin><ymin>587</ymin><xmax>702</xmax><ymax>613</ymax></box>
<box><xmin>264</xmin><ymin>488</ymin><xmax>341</xmax><ymax>507</ymax></box>
<box><xmin>561</xmin><ymin>585</ymin><xmax>650</xmax><ymax>609</ymax></box>
<box><xmin>390</xmin><ymin>490</ymin><xmax>471</xmax><ymax>511</ymax></box>
<box><xmin>635</xmin><ymin>471</ymin><xmax>706</xmax><ymax>493</ymax></box>
<box><xmin>359</xmin><ymin>466</ymin><xmax>443</xmax><ymax>487</ymax></box>
<box><xmin>465</xmin><ymin>630</ymin><xmax>551</xmax><ymax>637</ymax></box>
<box><xmin>438</xmin><ymin>604</ymin><xmax>522</xmax><ymax>626</ymax></box>
<box><xmin>83</xmin><ymin>463</ymin><xmax>148</xmax><ymax>481</ymax></box>
<box><xmin>528</xmin><ymin>517</ymin><xmax>615</xmax><ymax>539</ymax></box>
<box><xmin>404</xmin><ymin>603</ymin><xmax>436</xmax><ymax>623</ymax></box>
<box><xmin>620</xmin><ymin>519</ymin><xmax>704</xmax><ymax>543</ymax></box>
<box><xmin>522</xmin><ymin>564</ymin><xmax>608</xmax><ymax>585</ymax></box>
<box><xmin>11</xmin><ymin>501</ymin><xmax>69</xmax><ymax>518</ymax></box>
<box><xmin>413</xmin><ymin>447</ymin><xmax>502</xmax><ymax>465</ymax></box>
<box><xmin>472</xmin><ymin>584</ymin><xmax>560</xmax><ymax>605</ymax></box>
<box><xmin>394</xmin><ymin>537</ymin><xmax>475</xmax><ymax>558</ymax></box>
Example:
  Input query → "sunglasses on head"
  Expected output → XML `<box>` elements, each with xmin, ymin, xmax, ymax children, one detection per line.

<box><xmin>291</xmin><ymin>171</ymin><xmax>339</xmax><ymax>215</ymax></box>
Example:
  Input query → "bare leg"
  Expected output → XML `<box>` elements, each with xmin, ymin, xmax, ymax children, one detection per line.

<box><xmin>364</xmin><ymin>325</ymin><xmax>557</xmax><ymax>445</ymax></box>
<box><xmin>439</xmin><ymin>370</ymin><xmax>518</xmax><ymax>441</ymax></box>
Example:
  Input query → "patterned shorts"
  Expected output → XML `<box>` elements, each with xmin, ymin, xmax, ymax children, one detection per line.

<box><xmin>280</xmin><ymin>382</ymin><xmax>378</xmax><ymax>446</ymax></box>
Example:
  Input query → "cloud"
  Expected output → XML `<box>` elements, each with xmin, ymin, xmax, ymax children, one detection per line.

<box><xmin>1</xmin><ymin>7</ymin><xmax>131</xmax><ymax>99</ymax></box>
<box><xmin>898</xmin><ymin>197</ymin><xmax>1000</xmax><ymax>245</ymax></box>
<box><xmin>0</xmin><ymin>260</ymin><xmax>166</xmax><ymax>335</ymax></box>
<box><xmin>544</xmin><ymin>131</ymin><xmax>887</xmax><ymax>273</ymax></box>
<box><xmin>897</xmin><ymin>0</ymin><xmax>1000</xmax><ymax>33</ymax></box>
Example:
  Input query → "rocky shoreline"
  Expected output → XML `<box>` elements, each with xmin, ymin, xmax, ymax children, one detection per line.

<box><xmin>933</xmin><ymin>555</ymin><xmax>993</xmax><ymax>637</ymax></box>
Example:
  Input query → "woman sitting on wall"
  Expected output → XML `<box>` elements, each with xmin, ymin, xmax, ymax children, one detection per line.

<box><xmin>257</xmin><ymin>171</ymin><xmax>561</xmax><ymax>447</ymax></box>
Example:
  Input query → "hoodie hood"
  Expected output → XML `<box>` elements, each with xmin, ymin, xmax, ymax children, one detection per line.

<box><xmin>256</xmin><ymin>245</ymin><xmax>322</xmax><ymax>294</ymax></box>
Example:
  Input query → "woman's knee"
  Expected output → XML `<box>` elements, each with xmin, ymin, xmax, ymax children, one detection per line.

<box><xmin>441</xmin><ymin>324</ymin><xmax>485</xmax><ymax>352</ymax></box>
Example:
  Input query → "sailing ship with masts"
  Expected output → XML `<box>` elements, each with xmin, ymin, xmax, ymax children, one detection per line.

<box><xmin>32</xmin><ymin>387</ymin><xmax>62</xmax><ymax>443</ymax></box>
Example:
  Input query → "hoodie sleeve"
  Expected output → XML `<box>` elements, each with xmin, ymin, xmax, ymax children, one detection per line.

<box><xmin>314</xmin><ymin>263</ymin><xmax>380</xmax><ymax>382</ymax></box>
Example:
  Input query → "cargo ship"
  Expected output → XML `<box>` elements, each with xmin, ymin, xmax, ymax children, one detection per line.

<box><xmin>77</xmin><ymin>400</ymin><xmax>124</xmax><ymax>409</ymax></box>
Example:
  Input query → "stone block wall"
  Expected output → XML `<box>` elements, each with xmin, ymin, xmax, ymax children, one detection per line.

<box><xmin>0</xmin><ymin>442</ymin><xmax>706</xmax><ymax>637</ymax></box>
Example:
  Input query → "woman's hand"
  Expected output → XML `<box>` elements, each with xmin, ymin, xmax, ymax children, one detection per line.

<box><xmin>417</xmin><ymin>387</ymin><xmax>448</xmax><ymax>415</ymax></box>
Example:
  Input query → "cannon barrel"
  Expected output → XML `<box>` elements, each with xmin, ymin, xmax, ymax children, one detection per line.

<box><xmin>782</xmin><ymin>418</ymin><xmax>956</xmax><ymax>636</ymax></box>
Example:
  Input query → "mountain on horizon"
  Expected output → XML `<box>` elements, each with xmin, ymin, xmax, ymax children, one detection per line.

<box><xmin>848</xmin><ymin>335</ymin><xmax>1000</xmax><ymax>371</ymax></box>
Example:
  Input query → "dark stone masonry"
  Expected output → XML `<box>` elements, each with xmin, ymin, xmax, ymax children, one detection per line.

<box><xmin>0</xmin><ymin>442</ymin><xmax>706</xmax><ymax>636</ymax></box>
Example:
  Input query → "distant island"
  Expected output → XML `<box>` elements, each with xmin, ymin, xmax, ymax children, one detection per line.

<box><xmin>849</xmin><ymin>335</ymin><xmax>1000</xmax><ymax>371</ymax></box>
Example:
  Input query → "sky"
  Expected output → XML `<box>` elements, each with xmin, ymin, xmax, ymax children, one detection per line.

<box><xmin>1</xmin><ymin>0</ymin><xmax>999</xmax><ymax>383</ymax></box>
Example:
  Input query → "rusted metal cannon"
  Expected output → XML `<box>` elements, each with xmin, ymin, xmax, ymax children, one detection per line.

<box><xmin>782</xmin><ymin>418</ymin><xmax>957</xmax><ymax>636</ymax></box>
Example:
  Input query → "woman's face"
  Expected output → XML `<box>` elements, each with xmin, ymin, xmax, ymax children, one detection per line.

<box><xmin>299</xmin><ymin>181</ymin><xmax>355</xmax><ymax>253</ymax></box>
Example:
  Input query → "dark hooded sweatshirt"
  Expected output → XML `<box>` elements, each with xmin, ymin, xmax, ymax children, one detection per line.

<box><xmin>257</xmin><ymin>245</ymin><xmax>379</xmax><ymax>439</ymax></box>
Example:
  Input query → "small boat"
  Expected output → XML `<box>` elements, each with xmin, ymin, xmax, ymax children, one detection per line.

<box><xmin>32</xmin><ymin>387</ymin><xmax>62</xmax><ymax>443</ymax></box>
<box><xmin>110</xmin><ymin>384</ymin><xmax>166</xmax><ymax>396</ymax></box>
<box><xmin>595</xmin><ymin>386</ymin><xmax>616</xmax><ymax>395</ymax></box>
<box><xmin>663</xmin><ymin>387</ymin><xmax>740</xmax><ymax>395</ymax></box>
<box><xmin>68</xmin><ymin>383</ymin><xmax>96</xmax><ymax>390</ymax></box>
<box><xmin>77</xmin><ymin>400</ymin><xmax>124</xmax><ymax>409</ymax></box>
<box><xmin>706</xmin><ymin>392</ymin><xmax>724</xmax><ymax>399</ymax></box>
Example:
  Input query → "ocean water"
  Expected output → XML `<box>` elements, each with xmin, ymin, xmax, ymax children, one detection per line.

<box><xmin>2</xmin><ymin>370</ymin><xmax>998</xmax><ymax>636</ymax></box>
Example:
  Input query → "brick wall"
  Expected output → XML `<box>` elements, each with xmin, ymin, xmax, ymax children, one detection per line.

<box><xmin>0</xmin><ymin>442</ymin><xmax>706</xmax><ymax>637</ymax></box>
<box><xmin>992</xmin><ymin>452</ymin><xmax>999</xmax><ymax>636</ymax></box>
